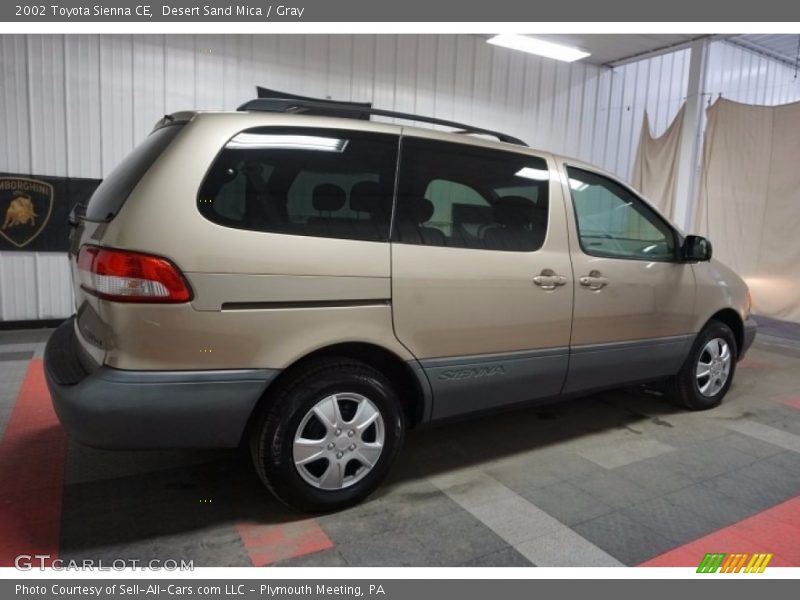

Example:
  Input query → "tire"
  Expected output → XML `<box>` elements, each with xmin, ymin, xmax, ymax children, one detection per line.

<box><xmin>249</xmin><ymin>357</ymin><xmax>405</xmax><ymax>512</ymax></box>
<box><xmin>669</xmin><ymin>320</ymin><xmax>738</xmax><ymax>410</ymax></box>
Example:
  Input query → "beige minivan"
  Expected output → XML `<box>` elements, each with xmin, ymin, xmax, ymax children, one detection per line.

<box><xmin>45</xmin><ymin>98</ymin><xmax>756</xmax><ymax>511</ymax></box>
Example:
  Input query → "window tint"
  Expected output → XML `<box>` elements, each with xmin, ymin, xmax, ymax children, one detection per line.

<box><xmin>198</xmin><ymin>128</ymin><xmax>398</xmax><ymax>241</ymax></box>
<box><xmin>85</xmin><ymin>123</ymin><xmax>184</xmax><ymax>221</ymax></box>
<box><xmin>395</xmin><ymin>139</ymin><xmax>549</xmax><ymax>252</ymax></box>
<box><xmin>566</xmin><ymin>167</ymin><xmax>676</xmax><ymax>261</ymax></box>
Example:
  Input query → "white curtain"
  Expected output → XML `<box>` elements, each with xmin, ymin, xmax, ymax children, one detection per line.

<box><xmin>631</xmin><ymin>105</ymin><xmax>685</xmax><ymax>220</ymax></box>
<box><xmin>694</xmin><ymin>98</ymin><xmax>800</xmax><ymax>323</ymax></box>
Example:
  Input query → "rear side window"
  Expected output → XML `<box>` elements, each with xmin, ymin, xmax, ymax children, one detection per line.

<box><xmin>394</xmin><ymin>138</ymin><xmax>549</xmax><ymax>252</ymax></box>
<box><xmin>85</xmin><ymin>123</ymin><xmax>184</xmax><ymax>221</ymax></box>
<box><xmin>198</xmin><ymin>128</ymin><xmax>399</xmax><ymax>242</ymax></box>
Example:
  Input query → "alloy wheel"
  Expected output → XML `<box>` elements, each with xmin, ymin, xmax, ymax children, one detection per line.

<box><xmin>696</xmin><ymin>337</ymin><xmax>732</xmax><ymax>397</ymax></box>
<box><xmin>292</xmin><ymin>392</ymin><xmax>385</xmax><ymax>490</ymax></box>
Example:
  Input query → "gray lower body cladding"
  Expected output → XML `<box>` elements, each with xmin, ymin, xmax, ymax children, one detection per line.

<box><xmin>421</xmin><ymin>347</ymin><xmax>569</xmax><ymax>421</ymax></box>
<box><xmin>44</xmin><ymin>319</ymin><xmax>278</xmax><ymax>449</ymax></box>
<box><xmin>419</xmin><ymin>335</ymin><xmax>696</xmax><ymax>421</ymax></box>
<box><xmin>562</xmin><ymin>334</ymin><xmax>695</xmax><ymax>395</ymax></box>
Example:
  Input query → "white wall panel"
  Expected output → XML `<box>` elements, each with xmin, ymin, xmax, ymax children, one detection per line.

<box><xmin>351</xmin><ymin>35</ymin><xmax>376</xmax><ymax>104</ymax></box>
<box><xmin>415</xmin><ymin>36</ymin><xmax>437</xmax><ymax>122</ymax></box>
<box><xmin>194</xmin><ymin>35</ymin><xmax>226</xmax><ymax>111</ymax></box>
<box><xmin>705</xmin><ymin>40</ymin><xmax>800</xmax><ymax>106</ymax></box>
<box><xmin>99</xmin><ymin>35</ymin><xmax>135</xmax><ymax>177</ymax></box>
<box><xmin>64</xmin><ymin>36</ymin><xmax>102</xmax><ymax>179</ymax></box>
<box><xmin>27</xmin><ymin>35</ymin><xmax>69</xmax><ymax>178</ymax></box>
<box><xmin>0</xmin><ymin>252</ymin><xmax>36</xmax><ymax>321</ymax></box>
<box><xmin>164</xmin><ymin>35</ymin><xmax>196</xmax><ymax>115</ymax></box>
<box><xmin>1</xmin><ymin>34</ymin><xmax>784</xmax><ymax>322</ymax></box>
<box><xmin>372</xmin><ymin>36</ymin><xmax>398</xmax><ymax>121</ymax></box>
<box><xmin>0</xmin><ymin>36</ymin><xmax>32</xmax><ymax>175</ymax></box>
<box><xmin>33</xmin><ymin>253</ymin><xmax>73</xmax><ymax>319</ymax></box>
<box><xmin>0</xmin><ymin>252</ymin><xmax>73</xmax><ymax>321</ymax></box>
<box><xmin>133</xmin><ymin>35</ymin><xmax>167</xmax><ymax>143</ymax></box>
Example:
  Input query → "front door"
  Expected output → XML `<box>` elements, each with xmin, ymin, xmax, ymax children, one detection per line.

<box><xmin>561</xmin><ymin>164</ymin><xmax>697</xmax><ymax>395</ymax></box>
<box><xmin>391</xmin><ymin>134</ymin><xmax>574</xmax><ymax>420</ymax></box>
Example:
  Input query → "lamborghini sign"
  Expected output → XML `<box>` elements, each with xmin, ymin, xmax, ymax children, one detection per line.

<box><xmin>0</xmin><ymin>177</ymin><xmax>54</xmax><ymax>249</ymax></box>
<box><xmin>0</xmin><ymin>173</ymin><xmax>100</xmax><ymax>253</ymax></box>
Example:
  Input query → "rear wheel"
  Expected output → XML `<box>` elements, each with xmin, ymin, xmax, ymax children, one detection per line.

<box><xmin>669</xmin><ymin>320</ymin><xmax>737</xmax><ymax>410</ymax></box>
<box><xmin>250</xmin><ymin>357</ymin><xmax>404</xmax><ymax>512</ymax></box>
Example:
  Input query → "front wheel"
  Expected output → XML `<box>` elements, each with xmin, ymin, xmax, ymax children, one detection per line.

<box><xmin>669</xmin><ymin>320</ymin><xmax>737</xmax><ymax>410</ymax></box>
<box><xmin>250</xmin><ymin>357</ymin><xmax>405</xmax><ymax>512</ymax></box>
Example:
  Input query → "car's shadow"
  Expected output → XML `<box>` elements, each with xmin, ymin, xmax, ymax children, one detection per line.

<box><xmin>43</xmin><ymin>385</ymin><xmax>684</xmax><ymax>560</ymax></box>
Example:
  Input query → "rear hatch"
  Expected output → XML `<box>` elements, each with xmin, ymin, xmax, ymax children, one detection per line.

<box><xmin>68</xmin><ymin>120</ymin><xmax>187</xmax><ymax>368</ymax></box>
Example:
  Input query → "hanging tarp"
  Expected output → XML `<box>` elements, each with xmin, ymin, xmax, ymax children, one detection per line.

<box><xmin>631</xmin><ymin>104</ymin><xmax>685</xmax><ymax>221</ymax></box>
<box><xmin>695</xmin><ymin>98</ymin><xmax>800</xmax><ymax>323</ymax></box>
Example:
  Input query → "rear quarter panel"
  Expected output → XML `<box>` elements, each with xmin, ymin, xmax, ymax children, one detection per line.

<box><xmin>99</xmin><ymin>302</ymin><xmax>411</xmax><ymax>370</ymax></box>
<box><xmin>84</xmin><ymin>113</ymin><xmax>414</xmax><ymax>370</ymax></box>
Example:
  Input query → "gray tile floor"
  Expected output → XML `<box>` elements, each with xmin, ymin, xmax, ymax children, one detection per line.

<box><xmin>1</xmin><ymin>325</ymin><xmax>799</xmax><ymax>566</ymax></box>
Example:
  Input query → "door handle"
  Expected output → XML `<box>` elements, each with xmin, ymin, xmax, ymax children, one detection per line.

<box><xmin>579</xmin><ymin>270</ymin><xmax>609</xmax><ymax>291</ymax></box>
<box><xmin>533</xmin><ymin>269</ymin><xmax>567</xmax><ymax>291</ymax></box>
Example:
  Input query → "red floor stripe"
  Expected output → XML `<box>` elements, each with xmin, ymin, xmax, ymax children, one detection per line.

<box><xmin>738</xmin><ymin>357</ymin><xmax>775</xmax><ymax>370</ymax></box>
<box><xmin>774</xmin><ymin>394</ymin><xmax>800</xmax><ymax>410</ymax></box>
<box><xmin>235</xmin><ymin>518</ymin><xmax>333</xmax><ymax>566</ymax></box>
<box><xmin>0</xmin><ymin>359</ymin><xmax>67</xmax><ymax>567</ymax></box>
<box><xmin>640</xmin><ymin>496</ymin><xmax>800</xmax><ymax>567</ymax></box>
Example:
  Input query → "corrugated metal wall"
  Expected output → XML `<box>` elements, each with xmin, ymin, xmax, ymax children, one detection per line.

<box><xmin>0</xmin><ymin>34</ymin><xmax>691</xmax><ymax>180</ymax></box>
<box><xmin>705</xmin><ymin>40</ymin><xmax>800</xmax><ymax>105</ymax></box>
<box><xmin>0</xmin><ymin>34</ymin><xmax>791</xmax><ymax>322</ymax></box>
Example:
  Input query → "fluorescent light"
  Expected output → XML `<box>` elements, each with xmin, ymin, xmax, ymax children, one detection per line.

<box><xmin>487</xmin><ymin>34</ymin><xmax>590</xmax><ymax>63</ymax></box>
<box><xmin>515</xmin><ymin>167</ymin><xmax>549</xmax><ymax>181</ymax></box>
<box><xmin>227</xmin><ymin>134</ymin><xmax>348</xmax><ymax>152</ymax></box>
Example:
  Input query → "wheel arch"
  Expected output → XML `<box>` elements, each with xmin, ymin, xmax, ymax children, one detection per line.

<box><xmin>706</xmin><ymin>308</ymin><xmax>744</xmax><ymax>357</ymax></box>
<box><xmin>242</xmin><ymin>342</ymin><xmax>430</xmax><ymax>446</ymax></box>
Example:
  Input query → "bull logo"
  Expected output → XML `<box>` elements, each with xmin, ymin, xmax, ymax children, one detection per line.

<box><xmin>3</xmin><ymin>191</ymin><xmax>39</xmax><ymax>229</ymax></box>
<box><xmin>0</xmin><ymin>177</ymin><xmax>53</xmax><ymax>248</ymax></box>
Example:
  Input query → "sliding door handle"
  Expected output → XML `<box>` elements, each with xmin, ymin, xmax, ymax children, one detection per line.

<box><xmin>579</xmin><ymin>270</ymin><xmax>609</xmax><ymax>290</ymax></box>
<box><xmin>533</xmin><ymin>269</ymin><xmax>567</xmax><ymax>290</ymax></box>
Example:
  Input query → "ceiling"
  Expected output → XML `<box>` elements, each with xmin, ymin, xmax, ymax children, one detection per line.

<box><xmin>729</xmin><ymin>35</ymin><xmax>800</xmax><ymax>67</ymax></box>
<box><xmin>531</xmin><ymin>34</ymin><xmax>706</xmax><ymax>66</ymax></box>
<box><xmin>526</xmin><ymin>34</ymin><xmax>800</xmax><ymax>69</ymax></box>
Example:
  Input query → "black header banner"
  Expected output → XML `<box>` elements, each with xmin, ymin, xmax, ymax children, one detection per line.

<box><xmin>2</xmin><ymin>0</ymin><xmax>799</xmax><ymax>22</ymax></box>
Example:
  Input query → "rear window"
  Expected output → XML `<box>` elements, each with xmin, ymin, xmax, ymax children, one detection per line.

<box><xmin>197</xmin><ymin>127</ymin><xmax>399</xmax><ymax>242</ymax></box>
<box><xmin>85</xmin><ymin>123</ymin><xmax>184</xmax><ymax>221</ymax></box>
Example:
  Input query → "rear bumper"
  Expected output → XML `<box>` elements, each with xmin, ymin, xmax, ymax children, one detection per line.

<box><xmin>44</xmin><ymin>318</ymin><xmax>279</xmax><ymax>449</ymax></box>
<box><xmin>741</xmin><ymin>316</ymin><xmax>757</xmax><ymax>359</ymax></box>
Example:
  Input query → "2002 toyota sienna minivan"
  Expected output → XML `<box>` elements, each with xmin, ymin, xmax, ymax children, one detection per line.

<box><xmin>45</xmin><ymin>98</ymin><xmax>757</xmax><ymax>511</ymax></box>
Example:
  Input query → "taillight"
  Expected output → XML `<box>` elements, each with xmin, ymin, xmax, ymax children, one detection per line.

<box><xmin>77</xmin><ymin>245</ymin><xmax>192</xmax><ymax>303</ymax></box>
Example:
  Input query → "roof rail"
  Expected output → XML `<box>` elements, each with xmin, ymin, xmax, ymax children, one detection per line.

<box><xmin>237</xmin><ymin>98</ymin><xmax>527</xmax><ymax>146</ymax></box>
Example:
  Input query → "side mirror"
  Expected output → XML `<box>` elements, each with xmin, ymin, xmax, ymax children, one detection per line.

<box><xmin>682</xmin><ymin>235</ymin><xmax>712</xmax><ymax>262</ymax></box>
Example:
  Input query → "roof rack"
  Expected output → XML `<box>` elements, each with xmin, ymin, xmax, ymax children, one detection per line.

<box><xmin>237</xmin><ymin>98</ymin><xmax>527</xmax><ymax>146</ymax></box>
